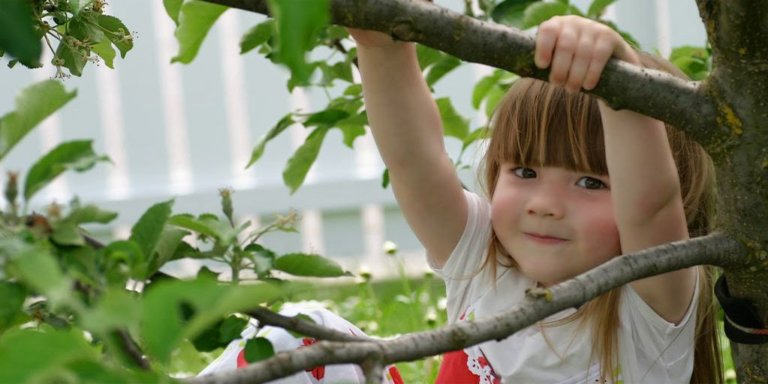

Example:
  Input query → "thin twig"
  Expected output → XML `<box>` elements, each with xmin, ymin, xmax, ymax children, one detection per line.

<box><xmin>115</xmin><ymin>329</ymin><xmax>151</xmax><ymax>370</ymax></box>
<box><xmin>247</xmin><ymin>307</ymin><xmax>372</xmax><ymax>342</ymax></box>
<box><xmin>361</xmin><ymin>356</ymin><xmax>385</xmax><ymax>384</ymax></box>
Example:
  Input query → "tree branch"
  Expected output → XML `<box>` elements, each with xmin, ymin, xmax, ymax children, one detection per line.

<box><xmin>202</xmin><ymin>0</ymin><xmax>726</xmax><ymax>149</ymax></box>
<box><xmin>246</xmin><ymin>307</ymin><xmax>372</xmax><ymax>342</ymax></box>
<box><xmin>187</xmin><ymin>233</ymin><xmax>745</xmax><ymax>384</ymax></box>
<box><xmin>114</xmin><ymin>329</ymin><xmax>151</xmax><ymax>370</ymax></box>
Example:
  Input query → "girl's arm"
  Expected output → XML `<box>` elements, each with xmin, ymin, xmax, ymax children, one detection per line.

<box><xmin>351</xmin><ymin>29</ymin><xmax>467</xmax><ymax>268</ymax></box>
<box><xmin>535</xmin><ymin>16</ymin><xmax>696</xmax><ymax>324</ymax></box>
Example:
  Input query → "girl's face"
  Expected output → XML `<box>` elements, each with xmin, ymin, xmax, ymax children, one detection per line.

<box><xmin>491</xmin><ymin>164</ymin><xmax>621</xmax><ymax>287</ymax></box>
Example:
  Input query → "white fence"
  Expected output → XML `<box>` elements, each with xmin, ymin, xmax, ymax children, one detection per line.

<box><xmin>0</xmin><ymin>0</ymin><xmax>705</xmax><ymax>278</ymax></box>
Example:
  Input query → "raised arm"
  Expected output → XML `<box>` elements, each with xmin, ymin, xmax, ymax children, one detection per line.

<box><xmin>534</xmin><ymin>16</ymin><xmax>696</xmax><ymax>323</ymax></box>
<box><xmin>351</xmin><ymin>29</ymin><xmax>467</xmax><ymax>267</ymax></box>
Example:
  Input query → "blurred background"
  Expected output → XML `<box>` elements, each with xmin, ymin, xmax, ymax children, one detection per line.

<box><xmin>0</xmin><ymin>0</ymin><xmax>707</xmax><ymax>279</ymax></box>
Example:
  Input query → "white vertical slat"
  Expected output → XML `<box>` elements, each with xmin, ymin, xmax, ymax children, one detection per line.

<box><xmin>654</xmin><ymin>0</ymin><xmax>672</xmax><ymax>58</ymax></box>
<box><xmin>300</xmin><ymin>210</ymin><xmax>325</xmax><ymax>254</ymax></box>
<box><xmin>32</xmin><ymin>53</ymin><xmax>69</xmax><ymax>203</ymax></box>
<box><xmin>96</xmin><ymin>63</ymin><xmax>131</xmax><ymax>200</ymax></box>
<box><xmin>152</xmin><ymin>0</ymin><xmax>193</xmax><ymax>194</ymax></box>
<box><xmin>361</xmin><ymin>203</ymin><xmax>384</xmax><ymax>266</ymax></box>
<box><xmin>217</xmin><ymin>11</ymin><xmax>254</xmax><ymax>189</ymax></box>
<box><xmin>289</xmin><ymin>88</ymin><xmax>325</xmax><ymax>254</ymax></box>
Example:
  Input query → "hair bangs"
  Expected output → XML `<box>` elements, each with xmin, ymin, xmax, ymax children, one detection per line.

<box><xmin>487</xmin><ymin>78</ymin><xmax>608</xmax><ymax>176</ymax></box>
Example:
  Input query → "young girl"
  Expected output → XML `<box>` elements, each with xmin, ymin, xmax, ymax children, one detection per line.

<box><xmin>201</xmin><ymin>15</ymin><xmax>721</xmax><ymax>384</ymax></box>
<box><xmin>351</xmin><ymin>14</ymin><xmax>721</xmax><ymax>383</ymax></box>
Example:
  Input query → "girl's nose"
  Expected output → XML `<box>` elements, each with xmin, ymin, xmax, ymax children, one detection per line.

<box><xmin>525</xmin><ymin>188</ymin><xmax>565</xmax><ymax>219</ymax></box>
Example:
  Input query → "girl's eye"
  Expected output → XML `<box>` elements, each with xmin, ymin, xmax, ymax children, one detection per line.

<box><xmin>576</xmin><ymin>176</ymin><xmax>607</xmax><ymax>190</ymax></box>
<box><xmin>513</xmin><ymin>167</ymin><xmax>537</xmax><ymax>179</ymax></box>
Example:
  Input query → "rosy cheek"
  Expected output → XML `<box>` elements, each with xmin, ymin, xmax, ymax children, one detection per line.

<box><xmin>589</xmin><ymin>218</ymin><xmax>621</xmax><ymax>254</ymax></box>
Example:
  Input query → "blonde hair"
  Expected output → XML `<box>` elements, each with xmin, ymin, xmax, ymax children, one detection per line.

<box><xmin>480</xmin><ymin>56</ymin><xmax>722</xmax><ymax>383</ymax></box>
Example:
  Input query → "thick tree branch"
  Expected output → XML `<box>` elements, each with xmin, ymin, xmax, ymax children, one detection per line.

<box><xmin>202</xmin><ymin>0</ymin><xmax>725</xmax><ymax>149</ymax></box>
<box><xmin>694</xmin><ymin>1</ymin><xmax>768</xmax><ymax>381</ymax></box>
<box><xmin>188</xmin><ymin>233</ymin><xmax>745</xmax><ymax>384</ymax></box>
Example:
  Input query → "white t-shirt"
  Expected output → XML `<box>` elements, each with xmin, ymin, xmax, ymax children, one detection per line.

<box><xmin>432</xmin><ymin>190</ymin><xmax>698</xmax><ymax>384</ymax></box>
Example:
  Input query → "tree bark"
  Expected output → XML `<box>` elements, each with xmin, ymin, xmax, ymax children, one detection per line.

<box><xmin>696</xmin><ymin>1</ymin><xmax>768</xmax><ymax>382</ymax></box>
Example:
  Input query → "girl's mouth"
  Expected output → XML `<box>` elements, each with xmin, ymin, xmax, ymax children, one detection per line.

<box><xmin>523</xmin><ymin>232</ymin><xmax>567</xmax><ymax>244</ymax></box>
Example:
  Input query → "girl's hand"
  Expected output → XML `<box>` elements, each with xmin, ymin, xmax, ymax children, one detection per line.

<box><xmin>534</xmin><ymin>15</ymin><xmax>640</xmax><ymax>92</ymax></box>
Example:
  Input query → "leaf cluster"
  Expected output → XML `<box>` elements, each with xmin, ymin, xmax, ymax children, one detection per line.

<box><xmin>0</xmin><ymin>80</ymin><xmax>354</xmax><ymax>381</ymax></box>
<box><xmin>0</xmin><ymin>0</ymin><xmax>134</xmax><ymax>77</ymax></box>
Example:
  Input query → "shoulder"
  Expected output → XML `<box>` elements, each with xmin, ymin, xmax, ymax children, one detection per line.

<box><xmin>430</xmin><ymin>189</ymin><xmax>492</xmax><ymax>272</ymax></box>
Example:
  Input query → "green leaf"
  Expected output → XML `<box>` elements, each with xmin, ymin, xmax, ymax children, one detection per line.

<box><xmin>304</xmin><ymin>109</ymin><xmax>349</xmax><ymax>127</ymax></box>
<box><xmin>247</xmin><ymin>114</ymin><xmax>294</xmax><ymax>168</ymax></box>
<box><xmin>149</xmin><ymin>227</ymin><xmax>189</xmax><ymax>274</ymax></box>
<box><xmin>0</xmin><ymin>329</ymin><xmax>97</xmax><ymax>383</ymax></box>
<box><xmin>103</xmin><ymin>240</ymin><xmax>145</xmax><ymax>281</ymax></box>
<box><xmin>472</xmin><ymin>70</ymin><xmax>504</xmax><ymax>109</ymax></box>
<box><xmin>130</xmin><ymin>200</ymin><xmax>174</xmax><ymax>278</ymax></box>
<box><xmin>91</xmin><ymin>38</ymin><xmax>116</xmax><ymax>68</ymax></box>
<box><xmin>23</xmin><ymin>140</ymin><xmax>109</xmax><ymax>201</ymax></box>
<box><xmin>436</xmin><ymin>98</ymin><xmax>469</xmax><ymax>140</ymax></box>
<box><xmin>343</xmin><ymin>84</ymin><xmax>362</xmax><ymax>97</ymax></box>
<box><xmin>54</xmin><ymin>38</ymin><xmax>88</xmax><ymax>77</ymax></box>
<box><xmin>141</xmin><ymin>279</ymin><xmax>288</xmax><ymax>363</ymax></box>
<box><xmin>81</xmin><ymin>288</ymin><xmax>140</xmax><ymax>334</ymax></box>
<box><xmin>69</xmin><ymin>15</ymin><xmax>106</xmax><ymax>43</ymax></box>
<box><xmin>282</xmin><ymin>127</ymin><xmax>329</xmax><ymax>193</ymax></box>
<box><xmin>0</xmin><ymin>80</ymin><xmax>77</xmax><ymax>161</ymax></box>
<box><xmin>65</xmin><ymin>204</ymin><xmax>118</xmax><ymax>225</ymax></box>
<box><xmin>97</xmin><ymin>15</ymin><xmax>133</xmax><ymax>58</ymax></box>
<box><xmin>587</xmin><ymin>0</ymin><xmax>615</xmax><ymax>17</ymax></box>
<box><xmin>0</xmin><ymin>0</ymin><xmax>41</xmax><ymax>67</ymax></box>
<box><xmin>51</xmin><ymin>223</ymin><xmax>85</xmax><ymax>246</ymax></box>
<box><xmin>219</xmin><ymin>315</ymin><xmax>248</xmax><ymax>342</ymax></box>
<box><xmin>336</xmin><ymin>112</ymin><xmax>367</xmax><ymax>148</ymax></box>
<box><xmin>462</xmin><ymin>128</ymin><xmax>490</xmax><ymax>151</ymax></box>
<box><xmin>0</xmin><ymin>282</ymin><xmax>25</xmax><ymax>333</ymax></box>
<box><xmin>273</xmin><ymin>253</ymin><xmax>349</xmax><ymax>277</ymax></box>
<box><xmin>0</xmin><ymin>239</ymin><xmax>70</xmax><ymax>303</ymax></box>
<box><xmin>425</xmin><ymin>56</ymin><xmax>461</xmax><ymax>87</ymax></box>
<box><xmin>243</xmin><ymin>337</ymin><xmax>275</xmax><ymax>363</ymax></box>
<box><xmin>669</xmin><ymin>45</ymin><xmax>709</xmax><ymax>62</ymax></box>
<box><xmin>485</xmin><ymin>83</ymin><xmax>507</xmax><ymax>118</ymax></box>
<box><xmin>267</xmin><ymin>0</ymin><xmax>330</xmax><ymax>85</ymax></box>
<box><xmin>318</xmin><ymin>61</ymin><xmax>353</xmax><ymax>86</ymax></box>
<box><xmin>244</xmin><ymin>243</ymin><xmax>276</xmax><ymax>276</ymax></box>
<box><xmin>172</xmin><ymin>1</ymin><xmax>227</xmax><ymax>63</ymax></box>
<box><xmin>240</xmin><ymin>20</ymin><xmax>275</xmax><ymax>54</ymax></box>
<box><xmin>197</xmin><ymin>266</ymin><xmax>220</xmax><ymax>281</ymax></box>
<box><xmin>416</xmin><ymin>45</ymin><xmax>443</xmax><ymax>71</ymax></box>
<box><xmin>491</xmin><ymin>0</ymin><xmax>538</xmax><ymax>28</ymax></box>
<box><xmin>164</xmin><ymin>0</ymin><xmax>184</xmax><ymax>26</ymax></box>
<box><xmin>522</xmin><ymin>1</ymin><xmax>569</xmax><ymax>29</ymax></box>
<box><xmin>169</xmin><ymin>214</ymin><xmax>235</xmax><ymax>245</ymax></box>
<box><xmin>382</xmin><ymin>168</ymin><xmax>390</xmax><ymax>188</ymax></box>
<box><xmin>191</xmin><ymin>314</ymin><xmax>247</xmax><ymax>352</ymax></box>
